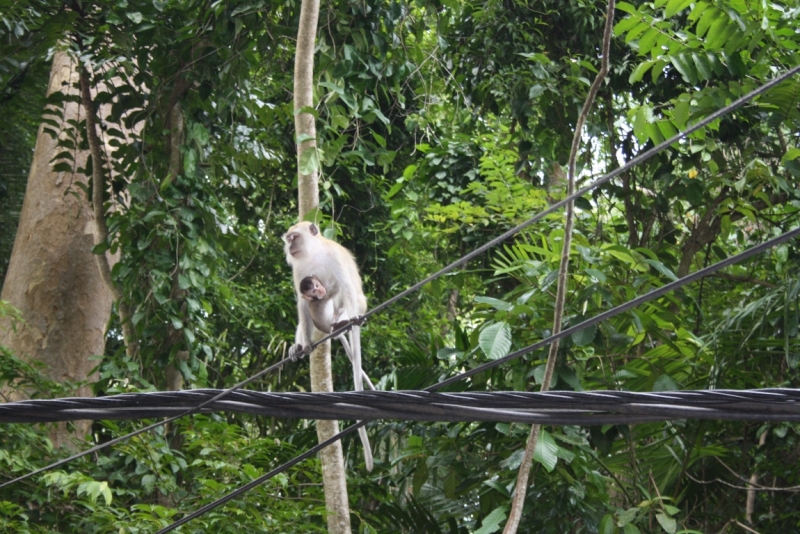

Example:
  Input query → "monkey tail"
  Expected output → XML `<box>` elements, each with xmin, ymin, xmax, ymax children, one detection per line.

<box><xmin>338</xmin><ymin>327</ymin><xmax>374</xmax><ymax>470</ymax></box>
<box><xmin>351</xmin><ymin>326</ymin><xmax>373</xmax><ymax>471</ymax></box>
<box><xmin>358</xmin><ymin>427</ymin><xmax>373</xmax><ymax>471</ymax></box>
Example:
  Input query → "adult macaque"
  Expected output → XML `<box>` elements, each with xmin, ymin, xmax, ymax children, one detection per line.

<box><xmin>284</xmin><ymin>221</ymin><xmax>373</xmax><ymax>470</ymax></box>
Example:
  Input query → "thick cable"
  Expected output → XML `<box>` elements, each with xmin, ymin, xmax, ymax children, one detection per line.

<box><xmin>157</xmin><ymin>64</ymin><xmax>800</xmax><ymax>528</ymax></box>
<box><xmin>158</xmin><ymin>225</ymin><xmax>799</xmax><ymax>528</ymax></box>
<box><xmin>6</xmin><ymin>389</ymin><xmax>800</xmax><ymax>425</ymax></box>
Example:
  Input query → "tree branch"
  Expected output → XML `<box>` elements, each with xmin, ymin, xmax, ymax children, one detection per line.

<box><xmin>79</xmin><ymin>66</ymin><xmax>137</xmax><ymax>358</ymax></box>
<box><xmin>503</xmin><ymin>1</ymin><xmax>616</xmax><ymax>531</ymax></box>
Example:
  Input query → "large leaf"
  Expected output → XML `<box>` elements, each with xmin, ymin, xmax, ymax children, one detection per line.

<box><xmin>474</xmin><ymin>506</ymin><xmax>508</xmax><ymax>534</ymax></box>
<box><xmin>533</xmin><ymin>428</ymin><xmax>559</xmax><ymax>472</ymax></box>
<box><xmin>479</xmin><ymin>322</ymin><xmax>512</xmax><ymax>360</ymax></box>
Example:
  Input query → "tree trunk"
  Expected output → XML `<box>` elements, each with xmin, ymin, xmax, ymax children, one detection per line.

<box><xmin>0</xmin><ymin>51</ymin><xmax>114</xmax><ymax>448</ymax></box>
<box><xmin>293</xmin><ymin>0</ymin><xmax>352</xmax><ymax>531</ymax></box>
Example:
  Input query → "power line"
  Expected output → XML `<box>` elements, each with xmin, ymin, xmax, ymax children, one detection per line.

<box><xmin>4</xmin><ymin>62</ymin><xmax>799</xmax><ymax>527</ymax></box>
<box><xmin>5</xmin><ymin>388</ymin><xmax>800</xmax><ymax>425</ymax></box>
<box><xmin>156</xmin><ymin>226</ymin><xmax>800</xmax><ymax>533</ymax></box>
<box><xmin>153</xmin><ymin>62</ymin><xmax>800</xmax><ymax>531</ymax></box>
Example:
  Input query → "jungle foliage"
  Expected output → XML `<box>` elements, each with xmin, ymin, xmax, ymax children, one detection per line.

<box><xmin>0</xmin><ymin>0</ymin><xmax>799</xmax><ymax>531</ymax></box>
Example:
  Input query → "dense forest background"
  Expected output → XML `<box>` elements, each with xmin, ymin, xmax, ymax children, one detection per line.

<box><xmin>1</xmin><ymin>0</ymin><xmax>799</xmax><ymax>532</ymax></box>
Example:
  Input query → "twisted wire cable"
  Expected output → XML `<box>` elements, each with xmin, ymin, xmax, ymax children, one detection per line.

<box><xmin>2</xmin><ymin>388</ymin><xmax>800</xmax><ymax>425</ymax></box>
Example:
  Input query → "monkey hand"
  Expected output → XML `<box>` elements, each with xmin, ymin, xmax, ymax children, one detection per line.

<box><xmin>288</xmin><ymin>343</ymin><xmax>308</xmax><ymax>361</ymax></box>
<box><xmin>331</xmin><ymin>315</ymin><xmax>366</xmax><ymax>332</ymax></box>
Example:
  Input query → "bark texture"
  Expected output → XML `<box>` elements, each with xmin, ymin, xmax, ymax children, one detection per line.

<box><xmin>0</xmin><ymin>51</ymin><xmax>114</xmax><ymax>447</ymax></box>
<box><xmin>293</xmin><ymin>0</ymin><xmax>352</xmax><ymax>530</ymax></box>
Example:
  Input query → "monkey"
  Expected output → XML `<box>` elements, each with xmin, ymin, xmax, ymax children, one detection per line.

<box><xmin>299</xmin><ymin>275</ymin><xmax>375</xmax><ymax>391</ymax></box>
<box><xmin>284</xmin><ymin>221</ymin><xmax>373</xmax><ymax>470</ymax></box>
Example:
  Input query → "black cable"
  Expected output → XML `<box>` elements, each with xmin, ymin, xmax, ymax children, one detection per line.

<box><xmin>155</xmin><ymin>226</ymin><xmax>799</xmax><ymax>530</ymax></box>
<box><xmin>6</xmin><ymin>389</ymin><xmax>800</xmax><ymax>425</ymax></box>
<box><xmin>156</xmin><ymin>64</ymin><xmax>800</xmax><ymax>530</ymax></box>
<box><xmin>0</xmin><ymin>354</ymin><xmax>298</xmax><ymax>490</ymax></box>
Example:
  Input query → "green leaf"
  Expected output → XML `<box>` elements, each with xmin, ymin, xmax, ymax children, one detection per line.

<box><xmin>385</xmin><ymin>179</ymin><xmax>406</xmax><ymax>199</ymax></box>
<box><xmin>671</xmin><ymin>98</ymin><xmax>690</xmax><ymax>129</ymax></box>
<box><xmin>670</xmin><ymin>53</ymin><xmax>698</xmax><ymax>84</ymax></box>
<box><xmin>183</xmin><ymin>147</ymin><xmax>197</xmax><ymax>176</ymax></box>
<box><xmin>533</xmin><ymin>428</ymin><xmax>558</xmax><ymax>472</ymax></box>
<box><xmin>293</xmin><ymin>105</ymin><xmax>318</xmax><ymax>117</ymax></box>
<box><xmin>571</xmin><ymin>324</ymin><xmax>597</xmax><ymax>346</ymax></box>
<box><xmin>782</xmin><ymin>148</ymin><xmax>800</xmax><ymax>163</ymax></box>
<box><xmin>584</xmin><ymin>268</ymin><xmax>607</xmax><ymax>282</ymax></box>
<box><xmin>656</xmin><ymin>513</ymin><xmax>677</xmax><ymax>533</ymax></box>
<box><xmin>190</xmin><ymin>122</ymin><xmax>209</xmax><ymax>146</ymax></box>
<box><xmin>52</xmin><ymin>162</ymin><xmax>74</xmax><ymax>173</ymax></box>
<box><xmin>633</xmin><ymin>105</ymin><xmax>652</xmax><ymax>144</ymax></box>
<box><xmin>706</xmin><ymin>15</ymin><xmax>735</xmax><ymax>50</ymax></box>
<box><xmin>479</xmin><ymin>322</ymin><xmax>512</xmax><ymax>360</ymax></box>
<box><xmin>474</xmin><ymin>296</ymin><xmax>514</xmax><ymax>311</ymax></box>
<box><xmin>474</xmin><ymin>506</ymin><xmax>508</xmax><ymax>534</ymax></box>
<box><xmin>630</xmin><ymin>60</ymin><xmax>656</xmax><ymax>83</ymax></box>
<box><xmin>638</xmin><ymin>28</ymin><xmax>660</xmax><ymax>56</ymax></box>
<box><xmin>625</xmin><ymin>22</ymin><xmax>652</xmax><ymax>44</ymax></box>
<box><xmin>298</xmin><ymin>148</ymin><xmax>319</xmax><ymax>175</ymax></box>
<box><xmin>642</xmin><ymin>259</ymin><xmax>678</xmax><ymax>281</ymax></box>
<box><xmin>331</xmin><ymin>114</ymin><xmax>349</xmax><ymax>129</ymax></box>
<box><xmin>692</xmin><ymin>51</ymin><xmax>713</xmax><ymax>80</ymax></box>
<box><xmin>695</xmin><ymin>6</ymin><xmax>721</xmax><ymax>38</ymax></box>
<box><xmin>412</xmin><ymin>459</ymin><xmax>428</xmax><ymax>495</ymax></box>
<box><xmin>616</xmin><ymin>2</ymin><xmax>639</xmax><ymax>14</ymax></box>
<box><xmin>653</xmin><ymin>374</ymin><xmax>679</xmax><ymax>391</ymax></box>
<box><xmin>598</xmin><ymin>514</ymin><xmax>616</xmax><ymax>534</ymax></box>
<box><xmin>372</xmin><ymin>132</ymin><xmax>386</xmax><ymax>148</ymax></box>
<box><xmin>615</xmin><ymin>16</ymin><xmax>643</xmax><ymax>36</ymax></box>
<box><xmin>664</xmin><ymin>0</ymin><xmax>693</xmax><ymax>17</ymax></box>
<box><xmin>318</xmin><ymin>81</ymin><xmax>344</xmax><ymax>94</ymax></box>
<box><xmin>92</xmin><ymin>241</ymin><xmax>110</xmax><ymax>255</ymax></box>
<box><xmin>688</xmin><ymin>1</ymin><xmax>710</xmax><ymax>21</ymax></box>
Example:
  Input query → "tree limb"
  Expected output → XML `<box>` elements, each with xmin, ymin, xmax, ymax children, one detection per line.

<box><xmin>502</xmin><ymin>2</ymin><xmax>615</xmax><ymax>531</ymax></box>
<box><xmin>79</xmin><ymin>66</ymin><xmax>137</xmax><ymax>358</ymax></box>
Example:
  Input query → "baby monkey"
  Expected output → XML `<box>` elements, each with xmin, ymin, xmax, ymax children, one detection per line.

<box><xmin>299</xmin><ymin>275</ymin><xmax>375</xmax><ymax>391</ymax></box>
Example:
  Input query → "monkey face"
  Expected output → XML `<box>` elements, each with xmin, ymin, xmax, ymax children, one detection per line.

<box><xmin>300</xmin><ymin>276</ymin><xmax>326</xmax><ymax>301</ymax></box>
<box><xmin>284</xmin><ymin>222</ymin><xmax>320</xmax><ymax>258</ymax></box>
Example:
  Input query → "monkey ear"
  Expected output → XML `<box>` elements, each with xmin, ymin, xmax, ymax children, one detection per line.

<box><xmin>309</xmin><ymin>223</ymin><xmax>319</xmax><ymax>236</ymax></box>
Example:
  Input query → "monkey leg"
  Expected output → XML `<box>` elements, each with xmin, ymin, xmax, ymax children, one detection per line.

<box><xmin>336</xmin><ymin>333</ymin><xmax>376</xmax><ymax>391</ymax></box>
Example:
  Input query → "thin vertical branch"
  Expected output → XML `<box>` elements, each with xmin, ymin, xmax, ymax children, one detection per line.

<box><xmin>79</xmin><ymin>66</ymin><xmax>137</xmax><ymax>358</ymax></box>
<box><xmin>293</xmin><ymin>0</ymin><xmax>352</xmax><ymax>531</ymax></box>
<box><xmin>502</xmin><ymin>2</ymin><xmax>616</xmax><ymax>531</ymax></box>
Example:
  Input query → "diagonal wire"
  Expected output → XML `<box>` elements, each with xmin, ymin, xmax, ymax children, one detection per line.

<box><xmin>428</xmin><ymin>226</ymin><xmax>800</xmax><ymax>391</ymax></box>
<box><xmin>313</xmin><ymin>62</ymin><xmax>800</xmax><ymax>348</ymax></box>
<box><xmin>155</xmin><ymin>64</ymin><xmax>800</xmax><ymax>532</ymax></box>
<box><xmin>0</xmin><ymin>354</ymin><xmax>299</xmax><ymax>490</ymax></box>
<box><xmin>156</xmin><ymin>226</ymin><xmax>800</xmax><ymax>533</ymax></box>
